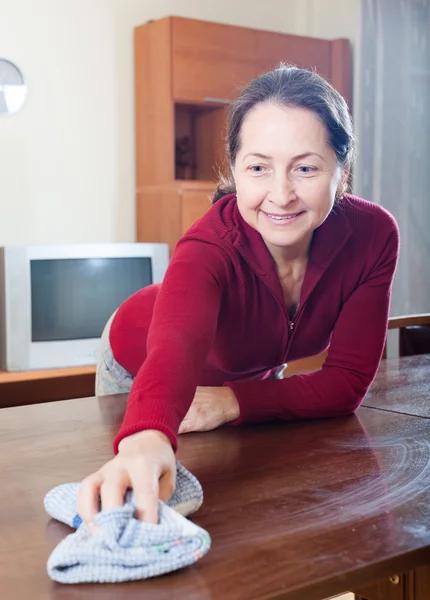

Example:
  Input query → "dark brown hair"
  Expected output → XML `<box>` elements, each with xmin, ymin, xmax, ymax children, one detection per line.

<box><xmin>212</xmin><ymin>64</ymin><xmax>355</xmax><ymax>203</ymax></box>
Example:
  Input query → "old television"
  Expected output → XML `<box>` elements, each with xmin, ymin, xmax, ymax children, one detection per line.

<box><xmin>0</xmin><ymin>243</ymin><xmax>169</xmax><ymax>371</ymax></box>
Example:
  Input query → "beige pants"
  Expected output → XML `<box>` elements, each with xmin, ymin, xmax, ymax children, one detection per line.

<box><xmin>95</xmin><ymin>310</ymin><xmax>135</xmax><ymax>396</ymax></box>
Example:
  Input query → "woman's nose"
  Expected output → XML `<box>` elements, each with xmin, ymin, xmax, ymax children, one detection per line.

<box><xmin>270</xmin><ymin>174</ymin><xmax>297</xmax><ymax>207</ymax></box>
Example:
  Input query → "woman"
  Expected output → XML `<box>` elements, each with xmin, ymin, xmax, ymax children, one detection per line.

<box><xmin>78</xmin><ymin>65</ymin><xmax>399</xmax><ymax>528</ymax></box>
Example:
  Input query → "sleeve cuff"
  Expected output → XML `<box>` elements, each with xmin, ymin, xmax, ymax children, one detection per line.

<box><xmin>113</xmin><ymin>420</ymin><xmax>178</xmax><ymax>454</ymax></box>
<box><xmin>223</xmin><ymin>380</ymin><xmax>281</xmax><ymax>426</ymax></box>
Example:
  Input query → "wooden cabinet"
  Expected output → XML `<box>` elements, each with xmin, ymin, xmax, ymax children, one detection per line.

<box><xmin>181</xmin><ymin>184</ymin><xmax>216</xmax><ymax>233</ymax></box>
<box><xmin>172</xmin><ymin>18</ymin><xmax>260</xmax><ymax>102</ymax></box>
<box><xmin>256</xmin><ymin>30</ymin><xmax>332</xmax><ymax>79</ymax></box>
<box><xmin>134</xmin><ymin>16</ymin><xmax>352</xmax><ymax>253</ymax></box>
<box><xmin>353</xmin><ymin>565</ymin><xmax>430</xmax><ymax>600</ymax></box>
<box><xmin>354</xmin><ymin>575</ymin><xmax>407</xmax><ymax>600</ymax></box>
<box><xmin>136</xmin><ymin>181</ymin><xmax>215</xmax><ymax>253</ymax></box>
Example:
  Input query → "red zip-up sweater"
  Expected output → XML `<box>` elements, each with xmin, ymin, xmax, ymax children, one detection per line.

<box><xmin>112</xmin><ymin>194</ymin><xmax>400</xmax><ymax>452</ymax></box>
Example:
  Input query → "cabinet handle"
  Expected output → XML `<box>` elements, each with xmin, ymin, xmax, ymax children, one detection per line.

<box><xmin>203</xmin><ymin>97</ymin><xmax>231</xmax><ymax>104</ymax></box>
<box><xmin>389</xmin><ymin>575</ymin><xmax>400</xmax><ymax>585</ymax></box>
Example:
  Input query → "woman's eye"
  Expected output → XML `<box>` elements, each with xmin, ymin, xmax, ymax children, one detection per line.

<box><xmin>297</xmin><ymin>166</ymin><xmax>316</xmax><ymax>174</ymax></box>
<box><xmin>248</xmin><ymin>165</ymin><xmax>266</xmax><ymax>173</ymax></box>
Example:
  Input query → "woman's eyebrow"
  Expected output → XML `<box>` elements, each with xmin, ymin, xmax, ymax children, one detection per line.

<box><xmin>242</xmin><ymin>151</ymin><xmax>326</xmax><ymax>162</ymax></box>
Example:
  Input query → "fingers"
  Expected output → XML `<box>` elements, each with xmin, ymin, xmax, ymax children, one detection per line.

<box><xmin>100</xmin><ymin>472</ymin><xmax>129</xmax><ymax>512</ymax></box>
<box><xmin>178</xmin><ymin>419</ymin><xmax>189</xmax><ymax>434</ymax></box>
<box><xmin>130</xmin><ymin>467</ymin><xmax>160</xmax><ymax>524</ymax></box>
<box><xmin>159</xmin><ymin>469</ymin><xmax>176</xmax><ymax>504</ymax></box>
<box><xmin>179</xmin><ymin>409</ymin><xmax>197</xmax><ymax>434</ymax></box>
<box><xmin>77</xmin><ymin>471</ymin><xmax>104</xmax><ymax>525</ymax></box>
<box><xmin>78</xmin><ymin>430</ymin><xmax>177</xmax><ymax>528</ymax></box>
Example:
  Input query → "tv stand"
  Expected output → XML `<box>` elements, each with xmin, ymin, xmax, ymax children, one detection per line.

<box><xmin>0</xmin><ymin>365</ymin><xmax>96</xmax><ymax>409</ymax></box>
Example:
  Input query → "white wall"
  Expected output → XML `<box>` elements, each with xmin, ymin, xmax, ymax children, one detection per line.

<box><xmin>284</xmin><ymin>0</ymin><xmax>359</xmax><ymax>43</ymax></box>
<box><xmin>0</xmin><ymin>0</ymin><xmax>360</xmax><ymax>244</ymax></box>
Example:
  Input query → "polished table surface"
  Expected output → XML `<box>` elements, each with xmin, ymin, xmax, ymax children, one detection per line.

<box><xmin>362</xmin><ymin>354</ymin><xmax>430</xmax><ymax>418</ymax></box>
<box><xmin>1</xmin><ymin>357</ymin><xmax>430</xmax><ymax>600</ymax></box>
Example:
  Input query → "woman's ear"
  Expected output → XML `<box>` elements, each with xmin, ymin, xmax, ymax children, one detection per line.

<box><xmin>341</xmin><ymin>166</ymin><xmax>351</xmax><ymax>194</ymax></box>
<box><xmin>335</xmin><ymin>167</ymin><xmax>351</xmax><ymax>201</ymax></box>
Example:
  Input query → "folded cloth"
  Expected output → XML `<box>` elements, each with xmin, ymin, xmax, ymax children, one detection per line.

<box><xmin>44</xmin><ymin>461</ymin><xmax>211</xmax><ymax>584</ymax></box>
<box><xmin>44</xmin><ymin>461</ymin><xmax>204</xmax><ymax>528</ymax></box>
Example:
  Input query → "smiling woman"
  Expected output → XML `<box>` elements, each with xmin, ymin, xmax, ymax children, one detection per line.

<box><xmin>232</xmin><ymin>104</ymin><xmax>343</xmax><ymax>315</ymax></box>
<box><xmin>234</xmin><ymin>106</ymin><xmax>341</xmax><ymax>259</ymax></box>
<box><xmin>77</xmin><ymin>65</ymin><xmax>400</xmax><ymax>530</ymax></box>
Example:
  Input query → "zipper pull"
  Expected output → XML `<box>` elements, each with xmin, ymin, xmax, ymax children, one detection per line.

<box><xmin>289</xmin><ymin>321</ymin><xmax>295</xmax><ymax>332</ymax></box>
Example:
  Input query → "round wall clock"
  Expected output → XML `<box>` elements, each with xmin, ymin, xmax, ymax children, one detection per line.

<box><xmin>0</xmin><ymin>58</ymin><xmax>27</xmax><ymax>116</ymax></box>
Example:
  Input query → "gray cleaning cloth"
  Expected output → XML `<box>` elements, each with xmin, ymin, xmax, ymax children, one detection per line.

<box><xmin>44</xmin><ymin>461</ymin><xmax>211</xmax><ymax>584</ymax></box>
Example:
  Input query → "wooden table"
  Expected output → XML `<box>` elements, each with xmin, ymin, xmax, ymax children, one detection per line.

<box><xmin>1</xmin><ymin>357</ymin><xmax>430</xmax><ymax>600</ymax></box>
<box><xmin>362</xmin><ymin>354</ymin><xmax>430</xmax><ymax>419</ymax></box>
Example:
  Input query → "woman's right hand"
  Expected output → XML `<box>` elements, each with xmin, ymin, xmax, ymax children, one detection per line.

<box><xmin>77</xmin><ymin>429</ymin><xmax>176</xmax><ymax>528</ymax></box>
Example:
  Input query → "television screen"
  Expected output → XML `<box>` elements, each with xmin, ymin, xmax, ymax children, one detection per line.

<box><xmin>30</xmin><ymin>257</ymin><xmax>152</xmax><ymax>342</ymax></box>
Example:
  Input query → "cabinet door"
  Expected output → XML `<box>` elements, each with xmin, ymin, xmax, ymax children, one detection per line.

<box><xmin>257</xmin><ymin>31</ymin><xmax>332</xmax><ymax>81</ymax></box>
<box><xmin>172</xmin><ymin>17</ymin><xmax>259</xmax><ymax>103</ymax></box>
<box><xmin>256</xmin><ymin>31</ymin><xmax>352</xmax><ymax>106</ymax></box>
<box><xmin>136</xmin><ymin>186</ymin><xmax>182</xmax><ymax>254</ymax></box>
<box><xmin>181</xmin><ymin>186</ymin><xmax>215</xmax><ymax>234</ymax></box>
<box><xmin>353</xmin><ymin>573</ymin><xmax>407</xmax><ymax>600</ymax></box>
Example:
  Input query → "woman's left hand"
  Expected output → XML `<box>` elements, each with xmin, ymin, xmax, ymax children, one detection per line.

<box><xmin>178</xmin><ymin>386</ymin><xmax>240</xmax><ymax>434</ymax></box>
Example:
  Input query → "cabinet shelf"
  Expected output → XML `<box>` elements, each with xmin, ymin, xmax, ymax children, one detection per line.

<box><xmin>174</xmin><ymin>103</ymin><xmax>227</xmax><ymax>181</ymax></box>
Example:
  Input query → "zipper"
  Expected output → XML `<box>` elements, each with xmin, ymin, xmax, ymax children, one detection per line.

<box><xmin>288</xmin><ymin>304</ymin><xmax>300</xmax><ymax>333</ymax></box>
<box><xmin>286</xmin><ymin>305</ymin><xmax>304</xmax><ymax>354</ymax></box>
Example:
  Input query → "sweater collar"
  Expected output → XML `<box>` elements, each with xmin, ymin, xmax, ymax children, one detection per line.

<box><xmin>227</xmin><ymin>195</ymin><xmax>353</xmax><ymax>306</ymax></box>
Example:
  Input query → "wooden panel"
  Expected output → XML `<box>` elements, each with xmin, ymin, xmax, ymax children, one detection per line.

<box><xmin>0</xmin><ymin>372</ymin><xmax>95</xmax><ymax>408</ymax></box>
<box><xmin>353</xmin><ymin>574</ymin><xmax>406</xmax><ymax>600</ymax></box>
<box><xmin>172</xmin><ymin>17</ymin><xmax>259</xmax><ymax>102</ymax></box>
<box><xmin>413</xmin><ymin>563</ymin><xmax>430</xmax><ymax>600</ymax></box>
<box><xmin>137</xmin><ymin>182</ymin><xmax>216</xmax><ymax>252</ymax></box>
<box><xmin>135</xmin><ymin>18</ymin><xmax>174</xmax><ymax>186</ymax></box>
<box><xmin>0</xmin><ymin>365</ymin><xmax>95</xmax><ymax>384</ymax></box>
<box><xmin>181</xmin><ymin>185</ymin><xmax>215</xmax><ymax>234</ymax></box>
<box><xmin>256</xmin><ymin>30</ymin><xmax>332</xmax><ymax>81</ymax></box>
<box><xmin>0</xmin><ymin>366</ymin><xmax>96</xmax><ymax>409</ymax></box>
<box><xmin>136</xmin><ymin>185</ymin><xmax>181</xmax><ymax>253</ymax></box>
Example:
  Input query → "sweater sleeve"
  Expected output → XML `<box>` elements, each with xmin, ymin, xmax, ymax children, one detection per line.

<box><xmin>226</xmin><ymin>224</ymin><xmax>400</xmax><ymax>425</ymax></box>
<box><xmin>113</xmin><ymin>240</ymin><xmax>227</xmax><ymax>453</ymax></box>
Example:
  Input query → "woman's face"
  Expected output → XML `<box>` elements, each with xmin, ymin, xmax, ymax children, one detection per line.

<box><xmin>232</xmin><ymin>102</ymin><xmax>344</xmax><ymax>259</ymax></box>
